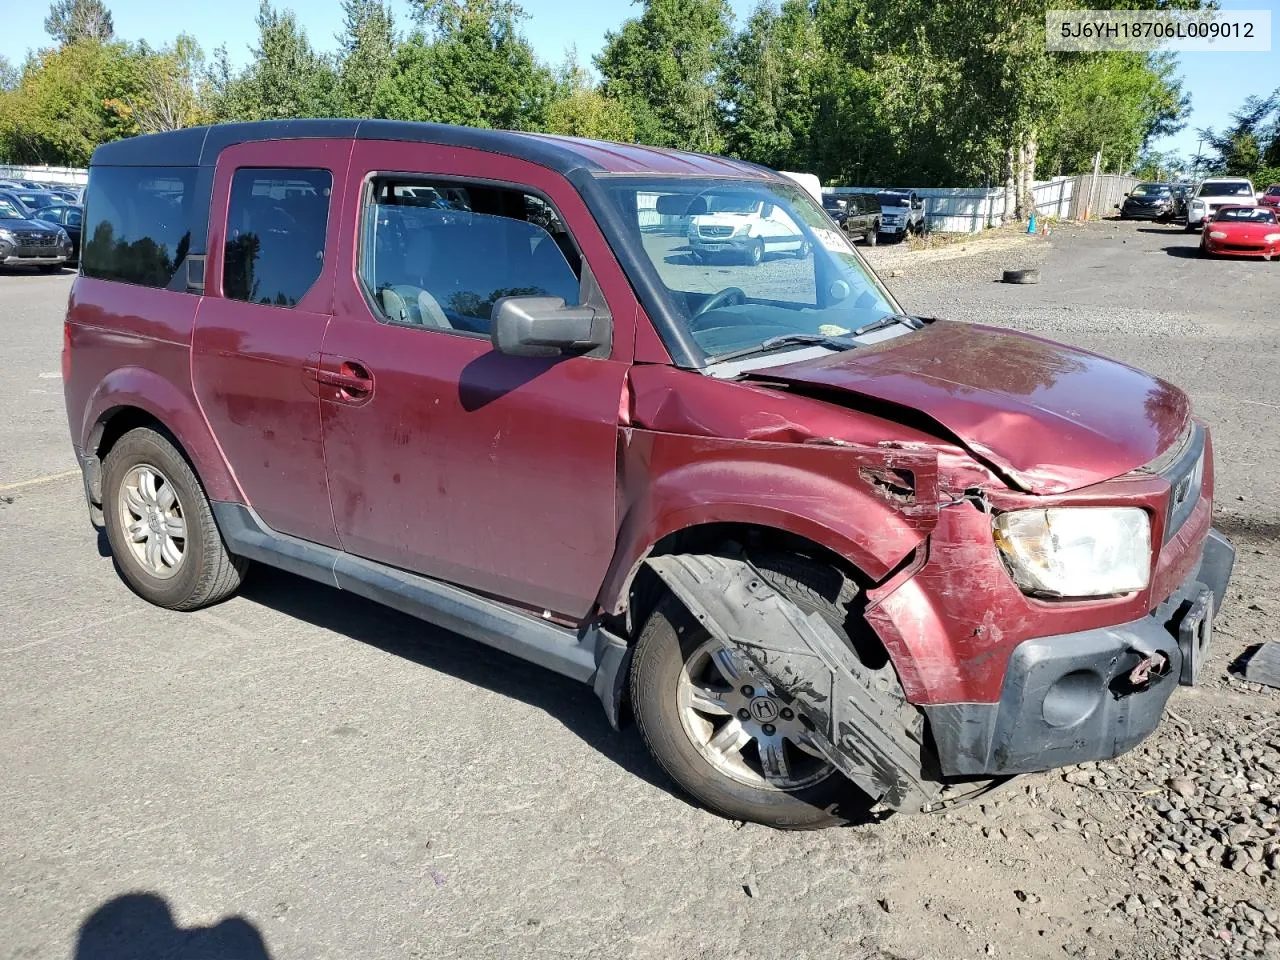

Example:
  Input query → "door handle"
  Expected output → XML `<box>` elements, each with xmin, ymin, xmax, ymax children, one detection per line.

<box><xmin>309</xmin><ymin>358</ymin><xmax>374</xmax><ymax>402</ymax></box>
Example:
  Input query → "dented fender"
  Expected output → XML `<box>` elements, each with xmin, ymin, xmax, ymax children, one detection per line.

<box><xmin>596</xmin><ymin>427</ymin><xmax>941</xmax><ymax>615</ymax></box>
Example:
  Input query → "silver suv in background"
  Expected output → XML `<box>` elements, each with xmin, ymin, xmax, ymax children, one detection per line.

<box><xmin>877</xmin><ymin>190</ymin><xmax>925</xmax><ymax>240</ymax></box>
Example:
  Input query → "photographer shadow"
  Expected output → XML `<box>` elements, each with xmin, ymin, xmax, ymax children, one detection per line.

<box><xmin>75</xmin><ymin>892</ymin><xmax>271</xmax><ymax>960</ymax></box>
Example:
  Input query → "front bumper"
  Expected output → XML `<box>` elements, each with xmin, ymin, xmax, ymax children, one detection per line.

<box><xmin>689</xmin><ymin>235</ymin><xmax>751</xmax><ymax>254</ymax></box>
<box><xmin>925</xmin><ymin>528</ymin><xmax>1234</xmax><ymax>777</ymax></box>
<box><xmin>1</xmin><ymin>253</ymin><xmax>68</xmax><ymax>266</ymax></box>
<box><xmin>1121</xmin><ymin>205</ymin><xmax>1171</xmax><ymax>220</ymax></box>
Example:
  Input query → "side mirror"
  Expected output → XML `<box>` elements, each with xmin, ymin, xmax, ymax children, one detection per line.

<box><xmin>491</xmin><ymin>296</ymin><xmax>610</xmax><ymax>358</ymax></box>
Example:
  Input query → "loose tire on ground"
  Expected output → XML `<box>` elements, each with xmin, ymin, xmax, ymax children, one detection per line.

<box><xmin>102</xmin><ymin>426</ymin><xmax>248</xmax><ymax>611</ymax></box>
<box><xmin>631</xmin><ymin>553</ymin><xmax>887</xmax><ymax>829</ymax></box>
<box><xmin>1002</xmin><ymin>268</ymin><xmax>1040</xmax><ymax>284</ymax></box>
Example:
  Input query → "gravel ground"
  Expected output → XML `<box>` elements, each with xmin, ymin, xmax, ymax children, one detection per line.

<box><xmin>1</xmin><ymin>219</ymin><xmax>1277</xmax><ymax>960</ymax></box>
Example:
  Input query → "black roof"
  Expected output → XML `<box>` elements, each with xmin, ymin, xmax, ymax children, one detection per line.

<box><xmin>90</xmin><ymin>119</ymin><xmax>609</xmax><ymax>176</ymax></box>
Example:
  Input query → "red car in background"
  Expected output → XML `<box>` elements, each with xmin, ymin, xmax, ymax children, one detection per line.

<box><xmin>1201</xmin><ymin>205</ymin><xmax>1280</xmax><ymax>259</ymax></box>
<box><xmin>1260</xmin><ymin>184</ymin><xmax>1280</xmax><ymax>211</ymax></box>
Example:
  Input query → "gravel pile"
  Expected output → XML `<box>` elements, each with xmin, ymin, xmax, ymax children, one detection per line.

<box><xmin>1060</xmin><ymin>713</ymin><xmax>1280</xmax><ymax>957</ymax></box>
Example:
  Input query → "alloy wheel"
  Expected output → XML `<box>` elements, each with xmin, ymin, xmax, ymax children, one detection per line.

<box><xmin>117</xmin><ymin>464</ymin><xmax>187</xmax><ymax>579</ymax></box>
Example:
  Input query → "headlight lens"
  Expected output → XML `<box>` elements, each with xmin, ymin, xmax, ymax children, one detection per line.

<box><xmin>993</xmin><ymin>507</ymin><xmax>1150</xmax><ymax>598</ymax></box>
<box><xmin>1208</xmin><ymin>230</ymin><xmax>1227</xmax><ymax>239</ymax></box>
<box><xmin>1265</xmin><ymin>233</ymin><xmax>1280</xmax><ymax>242</ymax></box>
<box><xmin>0</xmin><ymin>227</ymin><xmax>14</xmax><ymax>243</ymax></box>
<box><xmin>733</xmin><ymin>223</ymin><xmax>750</xmax><ymax>236</ymax></box>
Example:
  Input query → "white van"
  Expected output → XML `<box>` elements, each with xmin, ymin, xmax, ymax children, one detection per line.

<box><xmin>687</xmin><ymin>196</ymin><xmax>808</xmax><ymax>265</ymax></box>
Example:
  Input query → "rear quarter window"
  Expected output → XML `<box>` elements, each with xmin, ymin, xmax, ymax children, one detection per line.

<box><xmin>82</xmin><ymin>166</ymin><xmax>196</xmax><ymax>289</ymax></box>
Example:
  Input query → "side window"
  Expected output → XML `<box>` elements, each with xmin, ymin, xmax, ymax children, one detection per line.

<box><xmin>82</xmin><ymin>165</ymin><xmax>195</xmax><ymax>289</ymax></box>
<box><xmin>223</xmin><ymin>168</ymin><xmax>332</xmax><ymax>308</ymax></box>
<box><xmin>67</xmin><ymin>208</ymin><xmax>83</xmax><ymax>228</ymax></box>
<box><xmin>359</xmin><ymin>176</ymin><xmax>581</xmax><ymax>336</ymax></box>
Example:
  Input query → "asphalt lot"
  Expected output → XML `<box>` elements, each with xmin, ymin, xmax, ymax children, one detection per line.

<box><xmin>2</xmin><ymin>219</ymin><xmax>1278</xmax><ymax>960</ymax></box>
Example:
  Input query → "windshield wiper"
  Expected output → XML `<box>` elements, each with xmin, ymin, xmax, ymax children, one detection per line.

<box><xmin>849</xmin><ymin>312</ymin><xmax>925</xmax><ymax>338</ymax></box>
<box><xmin>708</xmin><ymin>333</ymin><xmax>856</xmax><ymax>365</ymax></box>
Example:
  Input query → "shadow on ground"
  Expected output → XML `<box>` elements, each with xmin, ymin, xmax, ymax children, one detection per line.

<box><xmin>238</xmin><ymin>565</ymin><xmax>686</xmax><ymax>805</ymax></box>
<box><xmin>75</xmin><ymin>892</ymin><xmax>270</xmax><ymax>959</ymax></box>
<box><xmin>1163</xmin><ymin>245</ymin><xmax>1203</xmax><ymax>259</ymax></box>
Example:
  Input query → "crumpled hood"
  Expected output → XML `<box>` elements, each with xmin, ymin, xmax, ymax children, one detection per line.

<box><xmin>748</xmin><ymin>320</ymin><xmax>1190</xmax><ymax>494</ymax></box>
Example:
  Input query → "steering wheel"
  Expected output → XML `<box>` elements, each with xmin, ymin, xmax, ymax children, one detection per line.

<box><xmin>693</xmin><ymin>286</ymin><xmax>747</xmax><ymax>320</ymax></box>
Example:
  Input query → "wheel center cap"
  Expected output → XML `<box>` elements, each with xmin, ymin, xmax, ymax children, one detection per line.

<box><xmin>748</xmin><ymin>696</ymin><xmax>779</xmax><ymax>723</ymax></box>
<box><xmin>148</xmin><ymin>515</ymin><xmax>161</xmax><ymax>533</ymax></box>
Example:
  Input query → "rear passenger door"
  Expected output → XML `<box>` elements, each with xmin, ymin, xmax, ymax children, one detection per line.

<box><xmin>320</xmin><ymin>140</ymin><xmax>636</xmax><ymax>620</ymax></box>
<box><xmin>191</xmin><ymin>140</ymin><xmax>350</xmax><ymax>547</ymax></box>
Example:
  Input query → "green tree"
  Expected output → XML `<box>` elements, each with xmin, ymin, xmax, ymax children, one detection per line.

<box><xmin>108</xmin><ymin>36</ymin><xmax>209</xmax><ymax>133</ymax></box>
<box><xmin>596</xmin><ymin>0</ymin><xmax>732</xmax><ymax>152</ymax></box>
<box><xmin>1200</xmin><ymin>91</ymin><xmax>1279</xmax><ymax>176</ymax></box>
<box><xmin>0</xmin><ymin>56</ymin><xmax>19</xmax><ymax>92</ymax></box>
<box><xmin>0</xmin><ymin>39</ymin><xmax>143</xmax><ymax>164</ymax></box>
<box><xmin>373</xmin><ymin>0</ymin><xmax>553</xmax><ymax>130</ymax></box>
<box><xmin>44</xmin><ymin>0</ymin><xmax>115</xmax><ymax>46</ymax></box>
<box><xmin>225</xmin><ymin>1</ymin><xmax>340</xmax><ymax>121</ymax></box>
<box><xmin>544</xmin><ymin>49</ymin><xmax>635</xmax><ymax>141</ymax></box>
<box><xmin>723</xmin><ymin>0</ymin><xmax>822</xmax><ymax>171</ymax></box>
<box><xmin>336</xmin><ymin>0</ymin><xmax>396</xmax><ymax>117</ymax></box>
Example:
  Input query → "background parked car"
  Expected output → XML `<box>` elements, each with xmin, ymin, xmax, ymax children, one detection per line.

<box><xmin>877</xmin><ymin>190</ymin><xmax>925</xmax><ymax>238</ymax></box>
<box><xmin>1186</xmin><ymin>178</ymin><xmax>1257</xmax><ymax>230</ymax></box>
<box><xmin>35</xmin><ymin>202</ymin><xmax>83</xmax><ymax>262</ymax></box>
<box><xmin>840</xmin><ymin>193</ymin><xmax>881</xmax><ymax>245</ymax></box>
<box><xmin>1260</xmin><ymin>184</ymin><xmax>1280</xmax><ymax>212</ymax></box>
<box><xmin>822</xmin><ymin>194</ymin><xmax>849</xmax><ymax>228</ymax></box>
<box><xmin>0</xmin><ymin>187</ymin><xmax>61</xmax><ymax>216</ymax></box>
<box><xmin>1200</xmin><ymin>205</ymin><xmax>1280</xmax><ymax>260</ymax></box>
<box><xmin>0</xmin><ymin>194</ymin><xmax>72</xmax><ymax>270</ymax></box>
<box><xmin>1118</xmin><ymin>182</ymin><xmax>1175</xmax><ymax>220</ymax></box>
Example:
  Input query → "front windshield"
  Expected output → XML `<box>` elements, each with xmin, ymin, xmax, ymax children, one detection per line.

<box><xmin>603</xmin><ymin>177</ymin><xmax>899</xmax><ymax>363</ymax></box>
<box><xmin>1131</xmin><ymin>183</ymin><xmax>1170</xmax><ymax>197</ymax></box>
<box><xmin>1216</xmin><ymin>207</ymin><xmax>1277</xmax><ymax>223</ymax></box>
<box><xmin>1198</xmin><ymin>181</ymin><xmax>1253</xmax><ymax>198</ymax></box>
<box><xmin>0</xmin><ymin>197</ymin><xmax>29</xmax><ymax>219</ymax></box>
<box><xmin>879</xmin><ymin>192</ymin><xmax>910</xmax><ymax>206</ymax></box>
<box><xmin>16</xmin><ymin>192</ymin><xmax>56</xmax><ymax>209</ymax></box>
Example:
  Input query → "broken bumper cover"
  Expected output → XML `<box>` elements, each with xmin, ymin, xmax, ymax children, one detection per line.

<box><xmin>926</xmin><ymin>529</ymin><xmax>1235</xmax><ymax>777</ymax></box>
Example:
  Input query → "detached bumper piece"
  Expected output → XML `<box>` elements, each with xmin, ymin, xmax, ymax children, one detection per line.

<box><xmin>927</xmin><ymin>529</ymin><xmax>1236</xmax><ymax>778</ymax></box>
<box><xmin>647</xmin><ymin>552</ymin><xmax>952</xmax><ymax>814</ymax></box>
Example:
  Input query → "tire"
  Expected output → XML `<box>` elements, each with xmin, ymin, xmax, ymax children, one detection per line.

<box><xmin>794</xmin><ymin>240</ymin><xmax>811</xmax><ymax>259</ymax></box>
<box><xmin>866</xmin><ymin>226</ymin><xmax>878</xmax><ymax>246</ymax></box>
<box><xmin>102</xmin><ymin>427</ymin><xmax>248</xmax><ymax>611</ymax></box>
<box><xmin>38</xmin><ymin>265</ymin><xmax>64</xmax><ymax>273</ymax></box>
<box><xmin>1002</xmin><ymin>268</ymin><xmax>1040</xmax><ymax>284</ymax></box>
<box><xmin>1185</xmin><ymin>222</ymin><xmax>1198</xmax><ymax>233</ymax></box>
<box><xmin>631</xmin><ymin>553</ymin><xmax>889</xmax><ymax>829</ymax></box>
<box><xmin>746</xmin><ymin>239</ymin><xmax>764</xmax><ymax>265</ymax></box>
<box><xmin>691</xmin><ymin>250</ymin><xmax>707</xmax><ymax>264</ymax></box>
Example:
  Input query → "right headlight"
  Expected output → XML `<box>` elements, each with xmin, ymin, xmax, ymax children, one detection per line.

<box><xmin>993</xmin><ymin>507</ymin><xmax>1151</xmax><ymax>598</ymax></box>
<box><xmin>0</xmin><ymin>227</ymin><xmax>14</xmax><ymax>243</ymax></box>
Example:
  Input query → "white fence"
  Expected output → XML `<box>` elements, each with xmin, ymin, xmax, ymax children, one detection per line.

<box><xmin>0</xmin><ymin>164</ymin><xmax>88</xmax><ymax>186</ymax></box>
<box><xmin>825</xmin><ymin>174</ymin><xmax>1133</xmax><ymax>233</ymax></box>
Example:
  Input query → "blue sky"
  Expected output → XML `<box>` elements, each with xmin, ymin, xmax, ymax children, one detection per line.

<box><xmin>2</xmin><ymin>0</ymin><xmax>1277</xmax><ymax>167</ymax></box>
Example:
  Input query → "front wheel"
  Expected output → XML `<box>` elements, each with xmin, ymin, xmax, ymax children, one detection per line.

<box><xmin>745</xmin><ymin>239</ymin><xmax>764</xmax><ymax>265</ymax></box>
<box><xmin>102</xmin><ymin>427</ymin><xmax>248</xmax><ymax>610</ymax></box>
<box><xmin>794</xmin><ymin>240</ymin><xmax>811</xmax><ymax>259</ymax></box>
<box><xmin>631</xmin><ymin>555</ymin><xmax>886</xmax><ymax>829</ymax></box>
<box><xmin>866</xmin><ymin>227</ymin><xmax>878</xmax><ymax>246</ymax></box>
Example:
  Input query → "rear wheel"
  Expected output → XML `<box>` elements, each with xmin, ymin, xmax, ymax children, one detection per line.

<box><xmin>631</xmin><ymin>554</ymin><xmax>888</xmax><ymax>829</ymax></box>
<box><xmin>102</xmin><ymin>427</ymin><xmax>247</xmax><ymax>610</ymax></box>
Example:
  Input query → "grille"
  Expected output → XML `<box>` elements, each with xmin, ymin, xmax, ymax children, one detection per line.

<box><xmin>1222</xmin><ymin>243</ymin><xmax>1264</xmax><ymax>252</ymax></box>
<box><xmin>699</xmin><ymin>226</ymin><xmax>734</xmax><ymax>238</ymax></box>
<box><xmin>17</xmin><ymin>233</ymin><xmax>54</xmax><ymax>246</ymax></box>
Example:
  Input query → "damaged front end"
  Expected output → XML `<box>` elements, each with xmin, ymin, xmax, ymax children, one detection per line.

<box><xmin>645</xmin><ymin>551</ymin><xmax>1007</xmax><ymax>814</ymax></box>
